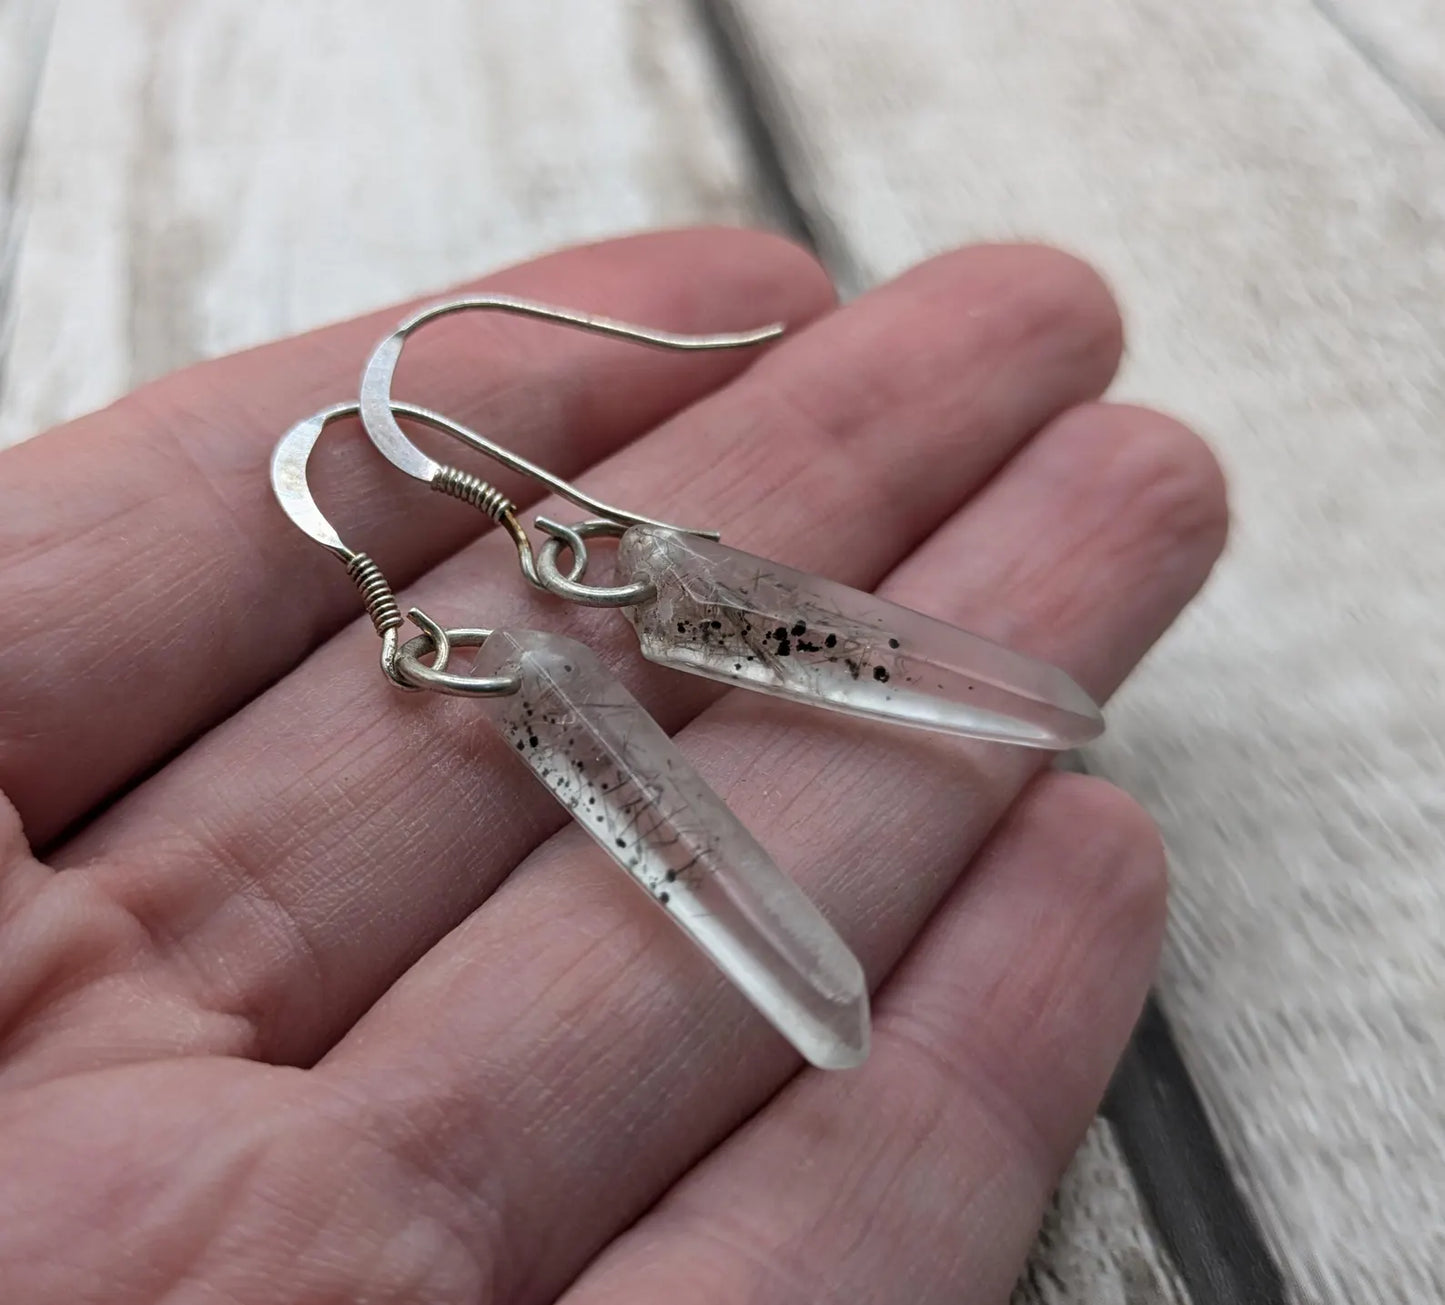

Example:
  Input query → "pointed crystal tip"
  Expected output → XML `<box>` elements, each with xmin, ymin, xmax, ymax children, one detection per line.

<box><xmin>793</xmin><ymin>987</ymin><xmax>871</xmax><ymax>1071</ymax></box>
<box><xmin>620</xmin><ymin>526</ymin><xmax>1106</xmax><ymax>751</ymax></box>
<box><xmin>1021</xmin><ymin>665</ymin><xmax>1105</xmax><ymax>749</ymax></box>
<box><xmin>473</xmin><ymin>627</ymin><xmax>874</xmax><ymax>1073</ymax></box>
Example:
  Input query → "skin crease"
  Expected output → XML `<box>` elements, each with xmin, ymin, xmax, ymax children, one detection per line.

<box><xmin>0</xmin><ymin>228</ymin><xmax>1227</xmax><ymax>1304</ymax></box>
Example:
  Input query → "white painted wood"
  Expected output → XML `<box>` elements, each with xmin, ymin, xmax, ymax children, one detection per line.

<box><xmin>1013</xmin><ymin>1123</ymin><xmax>1189</xmax><ymax>1305</ymax></box>
<box><xmin>728</xmin><ymin>1</ymin><xmax>1445</xmax><ymax>1298</ymax></box>
<box><xmin>0</xmin><ymin>0</ymin><xmax>761</xmax><ymax>446</ymax></box>
<box><xmin>0</xmin><ymin>1</ymin><xmax>55</xmax><ymax>204</ymax></box>
<box><xmin>1315</xmin><ymin>0</ymin><xmax>1445</xmax><ymax>129</ymax></box>
<box><xmin>0</xmin><ymin>0</ymin><xmax>56</xmax><ymax>356</ymax></box>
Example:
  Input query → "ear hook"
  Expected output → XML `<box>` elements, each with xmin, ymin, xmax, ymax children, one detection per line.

<box><xmin>357</xmin><ymin>294</ymin><xmax>785</xmax><ymax>584</ymax></box>
<box><xmin>270</xmin><ymin>401</ymin><xmax>531</xmax><ymax>695</ymax></box>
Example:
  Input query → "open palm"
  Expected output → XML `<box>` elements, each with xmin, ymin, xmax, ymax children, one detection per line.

<box><xmin>0</xmin><ymin>229</ymin><xmax>1225</xmax><ymax>1303</ymax></box>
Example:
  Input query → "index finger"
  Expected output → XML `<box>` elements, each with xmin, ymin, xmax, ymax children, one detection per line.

<box><xmin>0</xmin><ymin>228</ymin><xmax>834</xmax><ymax>846</ymax></box>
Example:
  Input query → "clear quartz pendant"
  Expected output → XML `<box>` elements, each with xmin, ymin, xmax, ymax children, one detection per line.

<box><xmin>617</xmin><ymin>526</ymin><xmax>1103</xmax><ymax>749</ymax></box>
<box><xmin>471</xmin><ymin>629</ymin><xmax>869</xmax><ymax>1070</ymax></box>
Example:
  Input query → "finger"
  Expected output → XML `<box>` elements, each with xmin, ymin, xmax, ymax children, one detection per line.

<box><xmin>0</xmin><ymin>227</ymin><xmax>832</xmax><ymax>846</ymax></box>
<box><xmin>0</xmin><ymin>776</ymin><xmax>1159</xmax><ymax>1305</ymax></box>
<box><xmin>6</xmin><ymin>246</ymin><xmax>1125</xmax><ymax>1081</ymax></box>
<box><xmin>309</xmin><ymin>401</ymin><xmax>1226</xmax><ymax>1302</ymax></box>
<box><xmin>565</xmin><ymin>773</ymin><xmax>1164</xmax><ymax>1305</ymax></box>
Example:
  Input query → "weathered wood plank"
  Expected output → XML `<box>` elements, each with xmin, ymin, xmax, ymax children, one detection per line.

<box><xmin>1314</xmin><ymin>0</ymin><xmax>1445</xmax><ymax>130</ymax></box>
<box><xmin>1013</xmin><ymin>1122</ymin><xmax>1189</xmax><ymax>1305</ymax></box>
<box><xmin>0</xmin><ymin>0</ymin><xmax>762</xmax><ymax>447</ymax></box>
<box><xmin>725</xmin><ymin>1</ymin><xmax>1445</xmax><ymax>1300</ymax></box>
<box><xmin>0</xmin><ymin>0</ymin><xmax>54</xmax><ymax>220</ymax></box>
<box><xmin>0</xmin><ymin>0</ymin><xmax>56</xmax><ymax>391</ymax></box>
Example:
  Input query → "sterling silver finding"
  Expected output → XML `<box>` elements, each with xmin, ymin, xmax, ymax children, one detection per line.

<box><xmin>355</xmin><ymin>295</ymin><xmax>1106</xmax><ymax>751</ymax></box>
<box><xmin>269</xmin><ymin>402</ymin><xmax>871</xmax><ymax>1071</ymax></box>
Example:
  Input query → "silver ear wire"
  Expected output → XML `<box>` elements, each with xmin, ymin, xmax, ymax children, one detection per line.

<box><xmin>356</xmin><ymin>294</ymin><xmax>785</xmax><ymax>598</ymax></box>
<box><xmin>270</xmin><ymin>401</ymin><xmax>530</xmax><ymax>695</ymax></box>
<box><xmin>360</xmin><ymin>293</ymin><xmax>781</xmax><ymax>494</ymax></box>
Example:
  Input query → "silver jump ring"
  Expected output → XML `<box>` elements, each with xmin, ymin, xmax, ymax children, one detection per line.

<box><xmin>534</xmin><ymin>517</ymin><xmax>656</xmax><ymax>608</ymax></box>
<box><xmin>394</xmin><ymin>625</ymin><xmax>522</xmax><ymax>698</ymax></box>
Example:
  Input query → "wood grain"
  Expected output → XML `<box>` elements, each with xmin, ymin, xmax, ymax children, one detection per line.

<box><xmin>0</xmin><ymin>0</ymin><xmax>763</xmax><ymax>446</ymax></box>
<box><xmin>1313</xmin><ymin>0</ymin><xmax>1445</xmax><ymax>130</ymax></box>
<box><xmin>724</xmin><ymin>1</ymin><xmax>1445</xmax><ymax>1299</ymax></box>
<box><xmin>1013</xmin><ymin>1123</ymin><xmax>1189</xmax><ymax>1305</ymax></box>
<box><xmin>0</xmin><ymin>0</ymin><xmax>56</xmax><ymax>389</ymax></box>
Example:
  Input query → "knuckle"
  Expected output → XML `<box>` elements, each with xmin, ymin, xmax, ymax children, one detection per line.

<box><xmin>974</xmin><ymin>244</ymin><xmax>1125</xmax><ymax>375</ymax></box>
<box><xmin>1104</xmin><ymin>404</ymin><xmax>1230</xmax><ymax>557</ymax></box>
<box><xmin>1049</xmin><ymin>401</ymin><xmax>1231</xmax><ymax>575</ymax></box>
<box><xmin>1041</xmin><ymin>771</ymin><xmax>1169</xmax><ymax>946</ymax></box>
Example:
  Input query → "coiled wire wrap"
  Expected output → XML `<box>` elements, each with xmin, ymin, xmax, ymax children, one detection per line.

<box><xmin>430</xmin><ymin>465</ymin><xmax>514</xmax><ymax>520</ymax></box>
<box><xmin>345</xmin><ymin>553</ymin><xmax>402</xmax><ymax>635</ymax></box>
<box><xmin>429</xmin><ymin>461</ymin><xmax>602</xmax><ymax>593</ymax></box>
<box><xmin>271</xmin><ymin>402</ymin><xmax>522</xmax><ymax>698</ymax></box>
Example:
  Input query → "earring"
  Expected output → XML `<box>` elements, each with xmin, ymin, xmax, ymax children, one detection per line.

<box><xmin>271</xmin><ymin>403</ymin><xmax>869</xmax><ymax>1070</ymax></box>
<box><xmin>357</xmin><ymin>296</ymin><xmax>1104</xmax><ymax>750</ymax></box>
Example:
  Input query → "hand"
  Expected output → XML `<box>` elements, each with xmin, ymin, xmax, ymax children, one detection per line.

<box><xmin>0</xmin><ymin>229</ymin><xmax>1225</xmax><ymax>1303</ymax></box>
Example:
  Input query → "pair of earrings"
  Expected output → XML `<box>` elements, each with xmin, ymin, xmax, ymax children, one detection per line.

<box><xmin>271</xmin><ymin>296</ymin><xmax>1103</xmax><ymax>1070</ymax></box>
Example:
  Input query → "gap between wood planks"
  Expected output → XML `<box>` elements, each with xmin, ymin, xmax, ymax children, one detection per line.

<box><xmin>693</xmin><ymin>3</ymin><xmax>1289</xmax><ymax>1303</ymax></box>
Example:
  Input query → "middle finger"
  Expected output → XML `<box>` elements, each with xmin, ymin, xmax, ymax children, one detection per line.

<box><xmin>19</xmin><ymin>245</ymin><xmax>1121</xmax><ymax>1082</ymax></box>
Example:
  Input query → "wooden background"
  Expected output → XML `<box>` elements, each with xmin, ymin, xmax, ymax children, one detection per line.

<box><xmin>1</xmin><ymin>2</ymin><xmax>1441</xmax><ymax>1302</ymax></box>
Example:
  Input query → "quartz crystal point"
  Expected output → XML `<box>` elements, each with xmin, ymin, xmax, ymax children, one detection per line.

<box><xmin>618</xmin><ymin>526</ymin><xmax>1103</xmax><ymax>749</ymax></box>
<box><xmin>471</xmin><ymin>629</ymin><xmax>869</xmax><ymax>1069</ymax></box>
